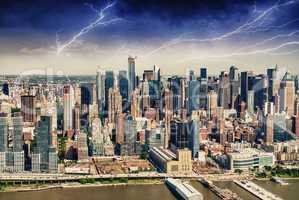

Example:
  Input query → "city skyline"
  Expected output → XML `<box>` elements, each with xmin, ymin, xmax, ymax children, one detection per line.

<box><xmin>1</xmin><ymin>0</ymin><xmax>299</xmax><ymax>74</ymax></box>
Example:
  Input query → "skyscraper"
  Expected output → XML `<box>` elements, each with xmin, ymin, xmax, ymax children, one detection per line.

<box><xmin>241</xmin><ymin>71</ymin><xmax>254</xmax><ymax>103</ymax></box>
<box><xmin>64</xmin><ymin>85</ymin><xmax>74</xmax><ymax>133</ymax></box>
<box><xmin>2</xmin><ymin>82</ymin><xmax>9</xmax><ymax>96</ymax></box>
<box><xmin>21</xmin><ymin>95</ymin><xmax>36</xmax><ymax>123</ymax></box>
<box><xmin>37</xmin><ymin>116</ymin><xmax>53</xmax><ymax>172</ymax></box>
<box><xmin>12</xmin><ymin>114</ymin><xmax>24</xmax><ymax>172</ymax></box>
<box><xmin>188</xmin><ymin>80</ymin><xmax>200</xmax><ymax>114</ymax></box>
<box><xmin>128</xmin><ymin>56</ymin><xmax>136</xmax><ymax>96</ymax></box>
<box><xmin>0</xmin><ymin>114</ymin><xmax>8</xmax><ymax>152</ymax></box>
<box><xmin>96</xmin><ymin>69</ymin><xmax>105</xmax><ymax>112</ymax></box>
<box><xmin>264</xmin><ymin>114</ymin><xmax>274</xmax><ymax>144</ymax></box>
<box><xmin>279</xmin><ymin>72</ymin><xmax>295</xmax><ymax>116</ymax></box>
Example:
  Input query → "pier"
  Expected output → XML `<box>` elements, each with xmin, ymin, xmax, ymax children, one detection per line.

<box><xmin>198</xmin><ymin>179</ymin><xmax>243</xmax><ymax>200</ymax></box>
<box><xmin>165</xmin><ymin>178</ymin><xmax>203</xmax><ymax>200</ymax></box>
<box><xmin>234</xmin><ymin>180</ymin><xmax>283</xmax><ymax>200</ymax></box>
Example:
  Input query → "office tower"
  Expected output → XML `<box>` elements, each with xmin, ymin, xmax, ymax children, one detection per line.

<box><xmin>77</xmin><ymin>132</ymin><xmax>89</xmax><ymax>161</ymax></box>
<box><xmin>279</xmin><ymin>72</ymin><xmax>295</xmax><ymax>116</ymax></box>
<box><xmin>170</xmin><ymin>119</ymin><xmax>188</xmax><ymax>149</ymax></box>
<box><xmin>96</xmin><ymin>69</ymin><xmax>105</xmax><ymax>112</ymax></box>
<box><xmin>123</xmin><ymin>115</ymin><xmax>137</xmax><ymax>155</ymax></box>
<box><xmin>143</xmin><ymin>70</ymin><xmax>154</xmax><ymax>81</ymax></box>
<box><xmin>119</xmin><ymin>70</ymin><xmax>129</xmax><ymax>103</ymax></box>
<box><xmin>200</xmin><ymin>68</ymin><xmax>207</xmax><ymax>80</ymax></box>
<box><xmin>31</xmin><ymin>152</ymin><xmax>41</xmax><ymax>173</ymax></box>
<box><xmin>0</xmin><ymin>114</ymin><xmax>8</xmax><ymax>172</ymax></box>
<box><xmin>0</xmin><ymin>114</ymin><xmax>8</xmax><ymax>152</ymax></box>
<box><xmin>63</xmin><ymin>85</ymin><xmax>74</xmax><ymax>132</ymax></box>
<box><xmin>105</xmin><ymin>71</ymin><xmax>114</xmax><ymax>110</ymax></box>
<box><xmin>12</xmin><ymin>115</ymin><xmax>23</xmax><ymax>152</ymax></box>
<box><xmin>81</xmin><ymin>83</ymin><xmax>95</xmax><ymax>105</ymax></box>
<box><xmin>267</xmin><ymin>66</ymin><xmax>280</xmax><ymax>102</ymax></box>
<box><xmin>128</xmin><ymin>56</ymin><xmax>136</xmax><ymax>96</ymax></box>
<box><xmin>21</xmin><ymin>95</ymin><xmax>36</xmax><ymax>123</ymax></box>
<box><xmin>48</xmin><ymin>147</ymin><xmax>58</xmax><ymax>173</ymax></box>
<box><xmin>73</xmin><ymin>102</ymin><xmax>80</xmax><ymax>133</ymax></box>
<box><xmin>37</xmin><ymin>116</ymin><xmax>52</xmax><ymax>172</ymax></box>
<box><xmin>188</xmin><ymin>69</ymin><xmax>195</xmax><ymax>81</ymax></box>
<box><xmin>154</xmin><ymin>65</ymin><xmax>161</xmax><ymax>82</ymax></box>
<box><xmin>12</xmin><ymin>115</ymin><xmax>24</xmax><ymax>172</ymax></box>
<box><xmin>264</xmin><ymin>114</ymin><xmax>274</xmax><ymax>144</ymax></box>
<box><xmin>252</xmin><ymin>75</ymin><xmax>268</xmax><ymax>110</ymax></box>
<box><xmin>247</xmin><ymin>90</ymin><xmax>254</xmax><ymax>114</ymax></box>
<box><xmin>188</xmin><ymin>80</ymin><xmax>200</xmax><ymax>114</ymax></box>
<box><xmin>141</xmin><ymin>81</ymin><xmax>150</xmax><ymax>112</ymax></box>
<box><xmin>148</xmin><ymin>80</ymin><xmax>160</xmax><ymax>108</ymax></box>
<box><xmin>240</xmin><ymin>71</ymin><xmax>254</xmax><ymax>103</ymax></box>
<box><xmin>189</xmin><ymin>118</ymin><xmax>200</xmax><ymax>158</ymax></box>
<box><xmin>218</xmin><ymin>72</ymin><xmax>231</xmax><ymax>109</ymax></box>
<box><xmin>229</xmin><ymin>66</ymin><xmax>239</xmax><ymax>81</ymax></box>
<box><xmin>108</xmin><ymin>88</ymin><xmax>122</xmax><ymax>124</ymax></box>
<box><xmin>91</xmin><ymin>118</ymin><xmax>104</xmax><ymax>156</ymax></box>
<box><xmin>264</xmin><ymin>102</ymin><xmax>274</xmax><ymax>115</ymax></box>
<box><xmin>170</xmin><ymin>76</ymin><xmax>183</xmax><ymax>112</ymax></box>
<box><xmin>131</xmin><ymin>89</ymin><xmax>141</xmax><ymax>119</ymax></box>
<box><xmin>2</xmin><ymin>82</ymin><xmax>9</xmax><ymax>96</ymax></box>
<box><xmin>116</xmin><ymin>113</ymin><xmax>125</xmax><ymax>145</ymax></box>
<box><xmin>199</xmin><ymin>69</ymin><xmax>208</xmax><ymax>109</ymax></box>
<box><xmin>229</xmin><ymin>66</ymin><xmax>239</xmax><ymax>109</ymax></box>
<box><xmin>207</xmin><ymin>90</ymin><xmax>218</xmax><ymax>119</ymax></box>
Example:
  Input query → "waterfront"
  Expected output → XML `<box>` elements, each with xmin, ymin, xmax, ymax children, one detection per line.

<box><xmin>0</xmin><ymin>180</ymin><xmax>298</xmax><ymax>200</ymax></box>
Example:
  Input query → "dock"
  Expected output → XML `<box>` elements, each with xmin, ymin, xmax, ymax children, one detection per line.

<box><xmin>198</xmin><ymin>179</ymin><xmax>243</xmax><ymax>200</ymax></box>
<box><xmin>234</xmin><ymin>180</ymin><xmax>283</xmax><ymax>200</ymax></box>
<box><xmin>165</xmin><ymin>178</ymin><xmax>203</xmax><ymax>200</ymax></box>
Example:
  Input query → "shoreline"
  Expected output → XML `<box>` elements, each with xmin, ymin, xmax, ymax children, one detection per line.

<box><xmin>1</xmin><ymin>180</ymin><xmax>164</xmax><ymax>193</ymax></box>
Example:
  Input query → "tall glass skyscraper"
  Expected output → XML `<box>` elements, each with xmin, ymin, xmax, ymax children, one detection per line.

<box><xmin>128</xmin><ymin>56</ymin><xmax>136</xmax><ymax>97</ymax></box>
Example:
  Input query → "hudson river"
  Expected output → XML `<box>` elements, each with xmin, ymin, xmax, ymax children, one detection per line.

<box><xmin>0</xmin><ymin>180</ymin><xmax>298</xmax><ymax>200</ymax></box>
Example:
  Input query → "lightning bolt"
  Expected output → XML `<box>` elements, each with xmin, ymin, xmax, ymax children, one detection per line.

<box><xmin>143</xmin><ymin>0</ymin><xmax>299</xmax><ymax>58</ymax></box>
<box><xmin>56</xmin><ymin>1</ymin><xmax>122</xmax><ymax>55</ymax></box>
<box><xmin>235</xmin><ymin>30</ymin><xmax>299</xmax><ymax>52</ymax></box>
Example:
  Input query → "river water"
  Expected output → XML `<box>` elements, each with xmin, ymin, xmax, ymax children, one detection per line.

<box><xmin>0</xmin><ymin>180</ymin><xmax>298</xmax><ymax>200</ymax></box>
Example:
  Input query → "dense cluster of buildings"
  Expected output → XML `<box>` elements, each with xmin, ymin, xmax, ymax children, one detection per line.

<box><xmin>0</xmin><ymin>58</ymin><xmax>299</xmax><ymax>174</ymax></box>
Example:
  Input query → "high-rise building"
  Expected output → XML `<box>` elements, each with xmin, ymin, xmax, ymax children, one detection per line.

<box><xmin>170</xmin><ymin>119</ymin><xmax>188</xmax><ymax>149</ymax></box>
<box><xmin>81</xmin><ymin>83</ymin><xmax>96</xmax><ymax>105</ymax></box>
<box><xmin>96</xmin><ymin>69</ymin><xmax>105</xmax><ymax>112</ymax></box>
<box><xmin>2</xmin><ymin>82</ymin><xmax>9</xmax><ymax>96</ymax></box>
<box><xmin>241</xmin><ymin>71</ymin><xmax>254</xmax><ymax>103</ymax></box>
<box><xmin>37</xmin><ymin>116</ymin><xmax>53</xmax><ymax>172</ymax></box>
<box><xmin>279</xmin><ymin>72</ymin><xmax>295</xmax><ymax>116</ymax></box>
<box><xmin>108</xmin><ymin>88</ymin><xmax>122</xmax><ymax>124</ymax></box>
<box><xmin>73</xmin><ymin>102</ymin><xmax>80</xmax><ymax>132</ymax></box>
<box><xmin>218</xmin><ymin>72</ymin><xmax>231</xmax><ymax>109</ymax></box>
<box><xmin>188</xmin><ymin>80</ymin><xmax>200</xmax><ymax>114</ymax></box>
<box><xmin>119</xmin><ymin>70</ymin><xmax>129</xmax><ymax>103</ymax></box>
<box><xmin>128</xmin><ymin>56</ymin><xmax>136</xmax><ymax>96</ymax></box>
<box><xmin>189</xmin><ymin>118</ymin><xmax>200</xmax><ymax>158</ymax></box>
<box><xmin>122</xmin><ymin>115</ymin><xmax>137</xmax><ymax>155</ymax></box>
<box><xmin>48</xmin><ymin>147</ymin><xmax>58</xmax><ymax>173</ymax></box>
<box><xmin>12</xmin><ymin>115</ymin><xmax>24</xmax><ymax>172</ymax></box>
<box><xmin>264</xmin><ymin>114</ymin><xmax>274</xmax><ymax>144</ymax></box>
<box><xmin>12</xmin><ymin>115</ymin><xmax>23</xmax><ymax>152</ymax></box>
<box><xmin>0</xmin><ymin>114</ymin><xmax>8</xmax><ymax>172</ymax></box>
<box><xmin>21</xmin><ymin>95</ymin><xmax>36</xmax><ymax>123</ymax></box>
<box><xmin>77</xmin><ymin>132</ymin><xmax>89</xmax><ymax>161</ymax></box>
<box><xmin>200</xmin><ymin>68</ymin><xmax>207</xmax><ymax>80</ymax></box>
<box><xmin>0</xmin><ymin>114</ymin><xmax>8</xmax><ymax>152</ymax></box>
<box><xmin>207</xmin><ymin>90</ymin><xmax>218</xmax><ymax>119</ymax></box>
<box><xmin>247</xmin><ymin>90</ymin><xmax>254</xmax><ymax>114</ymax></box>
<box><xmin>63</xmin><ymin>85</ymin><xmax>74</xmax><ymax>132</ymax></box>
